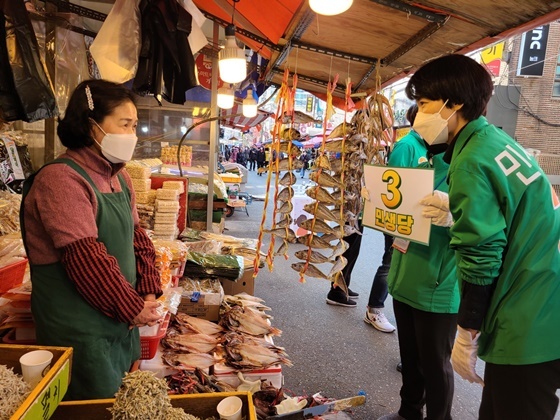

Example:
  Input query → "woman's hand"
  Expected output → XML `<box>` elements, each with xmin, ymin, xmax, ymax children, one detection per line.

<box><xmin>131</xmin><ymin>301</ymin><xmax>162</xmax><ymax>328</ymax></box>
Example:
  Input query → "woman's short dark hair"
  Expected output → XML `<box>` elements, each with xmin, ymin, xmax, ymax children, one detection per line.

<box><xmin>57</xmin><ymin>80</ymin><xmax>137</xmax><ymax>149</ymax></box>
<box><xmin>406</xmin><ymin>104</ymin><xmax>418</xmax><ymax>125</ymax></box>
<box><xmin>405</xmin><ymin>54</ymin><xmax>493</xmax><ymax>121</ymax></box>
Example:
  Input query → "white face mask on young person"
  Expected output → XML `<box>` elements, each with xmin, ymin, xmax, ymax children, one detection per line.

<box><xmin>413</xmin><ymin>100</ymin><xmax>456</xmax><ymax>145</ymax></box>
<box><xmin>92</xmin><ymin>120</ymin><xmax>138</xmax><ymax>164</ymax></box>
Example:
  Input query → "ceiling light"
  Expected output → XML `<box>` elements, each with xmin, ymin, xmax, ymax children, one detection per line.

<box><xmin>219</xmin><ymin>24</ymin><xmax>247</xmax><ymax>84</ymax></box>
<box><xmin>309</xmin><ymin>0</ymin><xmax>353</xmax><ymax>16</ymax></box>
<box><xmin>243</xmin><ymin>89</ymin><xmax>258</xmax><ymax>118</ymax></box>
<box><xmin>217</xmin><ymin>86</ymin><xmax>235</xmax><ymax>109</ymax></box>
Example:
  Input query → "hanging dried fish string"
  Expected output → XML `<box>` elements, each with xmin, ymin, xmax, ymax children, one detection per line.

<box><xmin>267</xmin><ymin>73</ymin><xmax>298</xmax><ymax>263</ymax></box>
<box><xmin>254</xmin><ymin>69</ymin><xmax>291</xmax><ymax>275</ymax></box>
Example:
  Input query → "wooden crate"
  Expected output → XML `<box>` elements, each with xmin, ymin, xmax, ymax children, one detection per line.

<box><xmin>51</xmin><ymin>391</ymin><xmax>256</xmax><ymax>420</ymax></box>
<box><xmin>1</xmin><ymin>344</ymin><xmax>73</xmax><ymax>420</ymax></box>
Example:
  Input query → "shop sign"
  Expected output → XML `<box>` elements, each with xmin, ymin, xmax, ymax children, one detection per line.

<box><xmin>196</xmin><ymin>54</ymin><xmax>224</xmax><ymax>90</ymax></box>
<box><xmin>481</xmin><ymin>42</ymin><xmax>504</xmax><ymax>77</ymax></box>
<box><xmin>306</xmin><ymin>96</ymin><xmax>314</xmax><ymax>113</ymax></box>
<box><xmin>363</xmin><ymin>165</ymin><xmax>434</xmax><ymax>245</ymax></box>
<box><xmin>517</xmin><ymin>25</ymin><xmax>549</xmax><ymax>77</ymax></box>
<box><xmin>1</xmin><ymin>137</ymin><xmax>25</xmax><ymax>180</ymax></box>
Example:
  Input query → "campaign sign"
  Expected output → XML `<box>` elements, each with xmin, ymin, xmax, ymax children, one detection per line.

<box><xmin>363</xmin><ymin>165</ymin><xmax>434</xmax><ymax>245</ymax></box>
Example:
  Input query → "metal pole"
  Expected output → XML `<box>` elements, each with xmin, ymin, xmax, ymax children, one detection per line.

<box><xmin>206</xmin><ymin>22</ymin><xmax>219</xmax><ymax>232</ymax></box>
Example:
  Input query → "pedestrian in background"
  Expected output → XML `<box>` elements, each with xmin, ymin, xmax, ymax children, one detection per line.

<box><xmin>408</xmin><ymin>54</ymin><xmax>560</xmax><ymax>420</ymax></box>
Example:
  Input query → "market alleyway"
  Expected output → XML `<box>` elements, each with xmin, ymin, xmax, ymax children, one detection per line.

<box><xmin>222</xmin><ymin>168</ymin><xmax>560</xmax><ymax>420</ymax></box>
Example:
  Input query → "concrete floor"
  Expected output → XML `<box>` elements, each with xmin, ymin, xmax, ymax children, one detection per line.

<box><xmin>222</xmin><ymin>169</ymin><xmax>560</xmax><ymax>420</ymax></box>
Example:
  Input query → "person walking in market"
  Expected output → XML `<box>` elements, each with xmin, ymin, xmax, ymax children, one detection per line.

<box><xmin>248</xmin><ymin>146</ymin><xmax>258</xmax><ymax>171</ymax></box>
<box><xmin>21</xmin><ymin>80</ymin><xmax>163</xmax><ymax>400</ymax></box>
<box><xmin>378</xmin><ymin>107</ymin><xmax>459</xmax><ymax>420</ymax></box>
<box><xmin>407</xmin><ymin>54</ymin><xmax>560</xmax><ymax>420</ymax></box>
<box><xmin>256</xmin><ymin>146</ymin><xmax>266</xmax><ymax>175</ymax></box>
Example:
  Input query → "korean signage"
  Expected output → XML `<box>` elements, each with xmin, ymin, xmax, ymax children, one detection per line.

<box><xmin>481</xmin><ymin>42</ymin><xmax>504</xmax><ymax>77</ymax></box>
<box><xmin>195</xmin><ymin>53</ymin><xmax>224</xmax><ymax>90</ymax></box>
<box><xmin>363</xmin><ymin>165</ymin><xmax>434</xmax><ymax>245</ymax></box>
<box><xmin>306</xmin><ymin>96</ymin><xmax>314</xmax><ymax>113</ymax></box>
<box><xmin>517</xmin><ymin>25</ymin><xmax>549</xmax><ymax>77</ymax></box>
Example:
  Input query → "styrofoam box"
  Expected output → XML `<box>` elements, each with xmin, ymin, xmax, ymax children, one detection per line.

<box><xmin>213</xmin><ymin>362</ymin><xmax>283</xmax><ymax>389</ymax></box>
<box><xmin>138</xmin><ymin>345</ymin><xmax>180</xmax><ymax>378</ymax></box>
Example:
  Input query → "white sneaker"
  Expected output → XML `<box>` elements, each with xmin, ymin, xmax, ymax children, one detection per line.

<box><xmin>364</xmin><ymin>308</ymin><xmax>396</xmax><ymax>333</ymax></box>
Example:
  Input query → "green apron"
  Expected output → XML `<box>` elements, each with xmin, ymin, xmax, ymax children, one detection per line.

<box><xmin>21</xmin><ymin>158</ymin><xmax>140</xmax><ymax>400</ymax></box>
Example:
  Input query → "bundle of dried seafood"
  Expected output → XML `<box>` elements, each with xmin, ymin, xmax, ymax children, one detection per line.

<box><xmin>0</xmin><ymin>365</ymin><xmax>31</xmax><ymax>420</ymax></box>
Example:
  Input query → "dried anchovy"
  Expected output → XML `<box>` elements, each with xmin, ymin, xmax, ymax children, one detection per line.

<box><xmin>0</xmin><ymin>364</ymin><xmax>31</xmax><ymax>420</ymax></box>
<box><xmin>109</xmin><ymin>370</ymin><xmax>203</xmax><ymax>420</ymax></box>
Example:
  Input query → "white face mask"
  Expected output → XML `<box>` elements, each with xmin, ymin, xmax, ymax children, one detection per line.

<box><xmin>92</xmin><ymin>121</ymin><xmax>138</xmax><ymax>164</ymax></box>
<box><xmin>413</xmin><ymin>100</ymin><xmax>456</xmax><ymax>145</ymax></box>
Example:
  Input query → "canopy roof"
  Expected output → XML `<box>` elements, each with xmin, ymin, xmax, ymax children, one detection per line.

<box><xmin>194</xmin><ymin>0</ymin><xmax>560</xmax><ymax>99</ymax></box>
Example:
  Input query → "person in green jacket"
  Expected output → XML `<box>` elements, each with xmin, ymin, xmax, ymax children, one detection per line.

<box><xmin>406</xmin><ymin>54</ymin><xmax>560</xmax><ymax>420</ymax></box>
<box><xmin>379</xmin><ymin>120</ymin><xmax>459</xmax><ymax>420</ymax></box>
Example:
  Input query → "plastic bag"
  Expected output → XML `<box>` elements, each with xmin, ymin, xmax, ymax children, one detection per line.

<box><xmin>90</xmin><ymin>0</ymin><xmax>141</xmax><ymax>83</ymax></box>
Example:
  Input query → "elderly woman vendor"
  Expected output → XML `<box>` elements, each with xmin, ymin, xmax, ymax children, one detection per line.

<box><xmin>21</xmin><ymin>80</ymin><xmax>162</xmax><ymax>400</ymax></box>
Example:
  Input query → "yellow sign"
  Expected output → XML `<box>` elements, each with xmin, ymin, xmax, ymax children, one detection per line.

<box><xmin>481</xmin><ymin>42</ymin><xmax>504</xmax><ymax>76</ymax></box>
<box><xmin>363</xmin><ymin>165</ymin><xmax>434</xmax><ymax>245</ymax></box>
<box><xmin>22</xmin><ymin>359</ymin><xmax>70</xmax><ymax>419</ymax></box>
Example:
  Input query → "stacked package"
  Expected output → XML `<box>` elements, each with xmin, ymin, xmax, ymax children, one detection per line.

<box><xmin>160</xmin><ymin>145</ymin><xmax>192</xmax><ymax>167</ymax></box>
<box><xmin>153</xmin><ymin>182</ymin><xmax>181</xmax><ymax>240</ymax></box>
<box><xmin>126</xmin><ymin>162</ymin><xmax>155</xmax><ymax>230</ymax></box>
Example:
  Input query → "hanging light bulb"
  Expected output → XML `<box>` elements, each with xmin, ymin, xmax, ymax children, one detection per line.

<box><xmin>243</xmin><ymin>89</ymin><xmax>258</xmax><ymax>118</ymax></box>
<box><xmin>219</xmin><ymin>24</ymin><xmax>247</xmax><ymax>84</ymax></box>
<box><xmin>309</xmin><ymin>0</ymin><xmax>353</xmax><ymax>16</ymax></box>
<box><xmin>217</xmin><ymin>86</ymin><xmax>235</xmax><ymax>109</ymax></box>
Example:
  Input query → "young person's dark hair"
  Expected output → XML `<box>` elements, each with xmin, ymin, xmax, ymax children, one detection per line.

<box><xmin>405</xmin><ymin>54</ymin><xmax>493</xmax><ymax>121</ymax></box>
<box><xmin>406</xmin><ymin>104</ymin><xmax>418</xmax><ymax>125</ymax></box>
<box><xmin>57</xmin><ymin>80</ymin><xmax>137</xmax><ymax>149</ymax></box>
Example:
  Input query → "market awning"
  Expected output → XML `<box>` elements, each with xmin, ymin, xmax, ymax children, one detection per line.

<box><xmin>194</xmin><ymin>0</ymin><xmax>560</xmax><ymax>99</ymax></box>
<box><xmin>219</xmin><ymin>104</ymin><xmax>273</xmax><ymax>131</ymax></box>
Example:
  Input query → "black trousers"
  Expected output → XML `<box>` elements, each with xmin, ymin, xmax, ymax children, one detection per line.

<box><xmin>367</xmin><ymin>233</ymin><xmax>393</xmax><ymax>308</ymax></box>
<box><xmin>393</xmin><ymin>299</ymin><xmax>457</xmax><ymax>420</ymax></box>
<box><xmin>479</xmin><ymin>358</ymin><xmax>560</xmax><ymax>420</ymax></box>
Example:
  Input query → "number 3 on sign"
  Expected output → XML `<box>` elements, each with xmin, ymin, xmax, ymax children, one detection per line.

<box><xmin>381</xmin><ymin>169</ymin><xmax>402</xmax><ymax>209</ymax></box>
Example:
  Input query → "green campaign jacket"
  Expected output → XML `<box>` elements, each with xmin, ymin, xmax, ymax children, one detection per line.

<box><xmin>448</xmin><ymin>116</ymin><xmax>560</xmax><ymax>364</ymax></box>
<box><xmin>388</xmin><ymin>153</ymin><xmax>459</xmax><ymax>314</ymax></box>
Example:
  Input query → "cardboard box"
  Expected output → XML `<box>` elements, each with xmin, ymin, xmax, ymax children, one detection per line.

<box><xmin>177</xmin><ymin>278</ymin><xmax>224</xmax><ymax>321</ymax></box>
<box><xmin>214</xmin><ymin>362</ymin><xmax>283</xmax><ymax>389</ymax></box>
<box><xmin>51</xmin><ymin>391</ymin><xmax>256</xmax><ymax>420</ymax></box>
<box><xmin>220</xmin><ymin>268</ymin><xmax>255</xmax><ymax>296</ymax></box>
<box><xmin>1</xmin><ymin>344</ymin><xmax>73</xmax><ymax>420</ymax></box>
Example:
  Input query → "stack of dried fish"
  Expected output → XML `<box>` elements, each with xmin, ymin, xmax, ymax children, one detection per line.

<box><xmin>219</xmin><ymin>294</ymin><xmax>291</xmax><ymax>370</ymax></box>
<box><xmin>161</xmin><ymin>314</ymin><xmax>223</xmax><ymax>371</ymax></box>
<box><xmin>166</xmin><ymin>368</ymin><xmax>236</xmax><ymax>394</ymax></box>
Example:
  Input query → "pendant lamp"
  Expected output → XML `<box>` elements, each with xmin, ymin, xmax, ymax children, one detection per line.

<box><xmin>243</xmin><ymin>89</ymin><xmax>258</xmax><ymax>118</ymax></box>
<box><xmin>217</xmin><ymin>86</ymin><xmax>235</xmax><ymax>109</ymax></box>
<box><xmin>309</xmin><ymin>0</ymin><xmax>353</xmax><ymax>16</ymax></box>
<box><xmin>219</xmin><ymin>0</ymin><xmax>247</xmax><ymax>84</ymax></box>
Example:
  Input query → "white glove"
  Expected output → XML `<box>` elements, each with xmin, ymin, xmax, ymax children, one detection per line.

<box><xmin>419</xmin><ymin>190</ymin><xmax>454</xmax><ymax>227</ymax></box>
<box><xmin>451</xmin><ymin>326</ymin><xmax>484</xmax><ymax>385</ymax></box>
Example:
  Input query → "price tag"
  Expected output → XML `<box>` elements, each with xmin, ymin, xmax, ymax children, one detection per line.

<box><xmin>1</xmin><ymin>137</ymin><xmax>25</xmax><ymax>180</ymax></box>
<box><xmin>23</xmin><ymin>359</ymin><xmax>70</xmax><ymax>420</ymax></box>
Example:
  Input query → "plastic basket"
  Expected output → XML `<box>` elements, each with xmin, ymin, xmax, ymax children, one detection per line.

<box><xmin>139</xmin><ymin>313</ymin><xmax>170</xmax><ymax>360</ymax></box>
<box><xmin>0</xmin><ymin>258</ymin><xmax>27</xmax><ymax>294</ymax></box>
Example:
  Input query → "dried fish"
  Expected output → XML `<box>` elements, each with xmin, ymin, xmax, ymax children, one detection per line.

<box><xmin>259</xmin><ymin>158</ymin><xmax>303</xmax><ymax>173</ymax></box>
<box><xmin>305</xmin><ymin>187</ymin><xmax>338</xmax><ymax>204</ymax></box>
<box><xmin>276</xmin><ymin>215</ymin><xmax>293</xmax><ymax>228</ymax></box>
<box><xmin>297</xmin><ymin>218</ymin><xmax>338</xmax><ymax>235</ymax></box>
<box><xmin>323</xmin><ymin>140</ymin><xmax>359</xmax><ymax>153</ymax></box>
<box><xmin>279</xmin><ymin>171</ymin><xmax>297</xmax><ymax>186</ymax></box>
<box><xmin>162</xmin><ymin>352</ymin><xmax>221</xmax><ymax>371</ymax></box>
<box><xmin>319</xmin><ymin>233</ymin><xmax>339</xmax><ymax>243</ymax></box>
<box><xmin>277</xmin><ymin>187</ymin><xmax>294</xmax><ymax>202</ymax></box>
<box><xmin>163</xmin><ymin>331</ymin><xmax>220</xmax><ymax>354</ymax></box>
<box><xmin>0</xmin><ymin>365</ymin><xmax>31</xmax><ymax>419</ymax></box>
<box><xmin>279</xmin><ymin>127</ymin><xmax>301</xmax><ymax>140</ymax></box>
<box><xmin>291</xmin><ymin>262</ymin><xmax>330</xmax><ymax>279</ymax></box>
<box><xmin>314</xmin><ymin>154</ymin><xmax>332</xmax><ymax>171</ymax></box>
<box><xmin>329</xmin><ymin>256</ymin><xmax>348</xmax><ymax>277</ymax></box>
<box><xmin>303</xmin><ymin>202</ymin><xmax>342</xmax><ymax>223</ymax></box>
<box><xmin>331</xmin><ymin>240</ymin><xmax>349</xmax><ymax>258</ymax></box>
<box><xmin>277</xmin><ymin>201</ymin><xmax>293</xmax><ymax>214</ymax></box>
<box><xmin>264</xmin><ymin>227</ymin><xmax>296</xmax><ymax>241</ymax></box>
<box><xmin>220</xmin><ymin>306</ymin><xmax>282</xmax><ymax>336</ymax></box>
<box><xmin>297</xmin><ymin>234</ymin><xmax>335</xmax><ymax>249</ymax></box>
<box><xmin>327</xmin><ymin>123</ymin><xmax>352</xmax><ymax>140</ymax></box>
<box><xmin>174</xmin><ymin>313</ymin><xmax>224</xmax><ymax>335</ymax></box>
<box><xmin>294</xmin><ymin>249</ymin><xmax>331</xmax><ymax>264</ymax></box>
<box><xmin>309</xmin><ymin>171</ymin><xmax>343</xmax><ymax>189</ymax></box>
<box><xmin>275</xmin><ymin>240</ymin><xmax>289</xmax><ymax>256</ymax></box>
